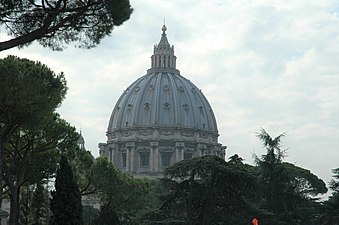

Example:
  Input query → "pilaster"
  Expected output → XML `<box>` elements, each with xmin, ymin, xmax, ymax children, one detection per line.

<box><xmin>126</xmin><ymin>142</ymin><xmax>135</xmax><ymax>173</ymax></box>
<box><xmin>150</xmin><ymin>142</ymin><xmax>159</xmax><ymax>172</ymax></box>
<box><xmin>175</xmin><ymin>142</ymin><xmax>185</xmax><ymax>161</ymax></box>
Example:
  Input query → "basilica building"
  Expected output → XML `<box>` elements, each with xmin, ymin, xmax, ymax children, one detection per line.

<box><xmin>99</xmin><ymin>25</ymin><xmax>226</xmax><ymax>176</ymax></box>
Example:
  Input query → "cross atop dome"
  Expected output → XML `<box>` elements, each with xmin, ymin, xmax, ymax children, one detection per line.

<box><xmin>147</xmin><ymin>25</ymin><xmax>180</xmax><ymax>74</ymax></box>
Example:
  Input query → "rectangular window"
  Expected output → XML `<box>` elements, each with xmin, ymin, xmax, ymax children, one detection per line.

<box><xmin>140</xmin><ymin>152</ymin><xmax>150</xmax><ymax>167</ymax></box>
<box><xmin>122</xmin><ymin>153</ymin><xmax>127</xmax><ymax>168</ymax></box>
<box><xmin>161</xmin><ymin>152</ymin><xmax>172</xmax><ymax>167</ymax></box>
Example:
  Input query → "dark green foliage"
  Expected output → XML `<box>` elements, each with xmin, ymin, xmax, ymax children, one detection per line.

<box><xmin>19</xmin><ymin>186</ymin><xmax>33</xmax><ymax>225</ymax></box>
<box><xmin>255</xmin><ymin>128</ymin><xmax>327</xmax><ymax>224</ymax></box>
<box><xmin>65</xmin><ymin>144</ymin><xmax>95</xmax><ymax>195</ymax></box>
<box><xmin>0</xmin><ymin>55</ymin><xmax>67</xmax><ymax>125</ymax></box>
<box><xmin>140</xmin><ymin>156</ymin><xmax>261</xmax><ymax>225</ymax></box>
<box><xmin>93</xmin><ymin>209</ymin><xmax>121</xmax><ymax>225</ymax></box>
<box><xmin>3</xmin><ymin>113</ymin><xmax>80</xmax><ymax>225</ymax></box>
<box><xmin>228</xmin><ymin>153</ymin><xmax>244</xmax><ymax>164</ymax></box>
<box><xmin>82</xmin><ymin>205</ymin><xmax>99</xmax><ymax>225</ymax></box>
<box><xmin>0</xmin><ymin>55</ymin><xmax>72</xmax><ymax>225</ymax></box>
<box><xmin>30</xmin><ymin>182</ymin><xmax>50</xmax><ymax>225</ymax></box>
<box><xmin>141</xmin><ymin>179</ymin><xmax>168</xmax><ymax>211</ymax></box>
<box><xmin>50</xmin><ymin>155</ymin><xmax>83</xmax><ymax>225</ymax></box>
<box><xmin>4</xmin><ymin>113</ymin><xmax>79</xmax><ymax>185</ymax></box>
<box><xmin>330</xmin><ymin>168</ymin><xmax>339</xmax><ymax>192</ymax></box>
<box><xmin>319</xmin><ymin>168</ymin><xmax>339</xmax><ymax>225</ymax></box>
<box><xmin>0</xmin><ymin>0</ymin><xmax>133</xmax><ymax>51</ymax></box>
<box><xmin>90</xmin><ymin>157</ymin><xmax>150</xmax><ymax>224</ymax></box>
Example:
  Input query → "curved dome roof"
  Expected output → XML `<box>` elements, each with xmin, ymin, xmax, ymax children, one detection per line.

<box><xmin>107</xmin><ymin>26</ymin><xmax>219</xmax><ymax>134</ymax></box>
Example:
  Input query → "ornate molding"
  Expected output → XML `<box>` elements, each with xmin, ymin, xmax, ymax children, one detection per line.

<box><xmin>150</xmin><ymin>142</ymin><xmax>159</xmax><ymax>147</ymax></box>
<box><xmin>199</xmin><ymin>132</ymin><xmax>208</xmax><ymax>139</ymax></box>
<box><xmin>126</xmin><ymin>142</ymin><xmax>135</xmax><ymax>148</ymax></box>
<box><xmin>123</xmin><ymin>130</ymin><xmax>132</xmax><ymax>137</ymax></box>
<box><xmin>160</xmin><ymin>130</ymin><xmax>174</xmax><ymax>136</ymax></box>
<box><xmin>138</xmin><ymin>129</ymin><xmax>153</xmax><ymax>136</ymax></box>
<box><xmin>137</xmin><ymin>147</ymin><xmax>151</xmax><ymax>152</ymax></box>
<box><xmin>175</xmin><ymin>142</ymin><xmax>185</xmax><ymax>148</ymax></box>
<box><xmin>181</xmin><ymin>130</ymin><xmax>194</xmax><ymax>137</ymax></box>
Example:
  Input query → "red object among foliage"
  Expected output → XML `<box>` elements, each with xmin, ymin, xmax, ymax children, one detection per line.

<box><xmin>252</xmin><ymin>217</ymin><xmax>259</xmax><ymax>225</ymax></box>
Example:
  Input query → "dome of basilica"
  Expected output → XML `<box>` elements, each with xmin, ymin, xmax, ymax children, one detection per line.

<box><xmin>107</xmin><ymin>67</ymin><xmax>218</xmax><ymax>133</ymax></box>
<box><xmin>99</xmin><ymin>26</ymin><xmax>226</xmax><ymax>176</ymax></box>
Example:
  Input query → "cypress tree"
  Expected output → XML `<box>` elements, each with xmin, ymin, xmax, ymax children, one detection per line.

<box><xmin>50</xmin><ymin>155</ymin><xmax>83</xmax><ymax>225</ymax></box>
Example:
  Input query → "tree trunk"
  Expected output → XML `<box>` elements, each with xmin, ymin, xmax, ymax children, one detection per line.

<box><xmin>8</xmin><ymin>185</ymin><xmax>20</xmax><ymax>225</ymax></box>
<box><xmin>0</xmin><ymin>139</ymin><xmax>4</xmax><ymax>208</ymax></box>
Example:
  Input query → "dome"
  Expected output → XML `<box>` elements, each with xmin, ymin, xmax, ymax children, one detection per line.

<box><xmin>107</xmin><ymin>72</ymin><xmax>218</xmax><ymax>133</ymax></box>
<box><xmin>99</xmin><ymin>26</ymin><xmax>226</xmax><ymax>176</ymax></box>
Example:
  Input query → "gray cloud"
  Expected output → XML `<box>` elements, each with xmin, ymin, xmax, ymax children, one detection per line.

<box><xmin>1</xmin><ymin>0</ymin><xmax>338</xmax><ymax>197</ymax></box>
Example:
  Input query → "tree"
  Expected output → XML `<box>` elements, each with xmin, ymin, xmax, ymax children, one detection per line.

<box><xmin>91</xmin><ymin>157</ymin><xmax>149</xmax><ymax>224</ymax></box>
<box><xmin>255</xmin><ymin>128</ymin><xmax>327</xmax><ymax>224</ymax></box>
<box><xmin>82</xmin><ymin>205</ymin><xmax>99</xmax><ymax>225</ymax></box>
<box><xmin>228</xmin><ymin>153</ymin><xmax>244</xmax><ymax>165</ymax></box>
<box><xmin>66</xmin><ymin>145</ymin><xmax>96</xmax><ymax>196</ymax></box>
<box><xmin>140</xmin><ymin>155</ymin><xmax>261</xmax><ymax>225</ymax></box>
<box><xmin>18</xmin><ymin>182</ymin><xmax>51</xmax><ymax>225</ymax></box>
<box><xmin>50</xmin><ymin>154</ymin><xmax>83</xmax><ymax>225</ymax></box>
<box><xmin>255</xmin><ymin>128</ymin><xmax>289</xmax><ymax>216</ymax></box>
<box><xmin>19</xmin><ymin>185</ymin><xmax>33</xmax><ymax>225</ymax></box>
<box><xmin>329</xmin><ymin>168</ymin><xmax>339</xmax><ymax>193</ymax></box>
<box><xmin>30</xmin><ymin>182</ymin><xmax>50</xmax><ymax>225</ymax></box>
<box><xmin>3</xmin><ymin>113</ymin><xmax>79</xmax><ymax>225</ymax></box>
<box><xmin>320</xmin><ymin>168</ymin><xmax>339</xmax><ymax>225</ymax></box>
<box><xmin>0</xmin><ymin>55</ymin><xmax>67</xmax><ymax>208</ymax></box>
<box><xmin>0</xmin><ymin>0</ymin><xmax>133</xmax><ymax>51</ymax></box>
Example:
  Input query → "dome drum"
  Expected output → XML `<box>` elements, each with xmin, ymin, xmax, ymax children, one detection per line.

<box><xmin>99</xmin><ymin>140</ymin><xmax>225</xmax><ymax>175</ymax></box>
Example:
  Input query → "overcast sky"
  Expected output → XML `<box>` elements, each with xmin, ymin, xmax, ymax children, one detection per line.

<box><xmin>1</xmin><ymin>0</ymin><xmax>338</xmax><ymax>197</ymax></box>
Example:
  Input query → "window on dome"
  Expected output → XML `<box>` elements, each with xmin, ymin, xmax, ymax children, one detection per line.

<box><xmin>122</xmin><ymin>153</ymin><xmax>127</xmax><ymax>168</ymax></box>
<box><xmin>144</xmin><ymin>103</ymin><xmax>150</xmax><ymax>111</ymax></box>
<box><xmin>161</xmin><ymin>152</ymin><xmax>172</xmax><ymax>167</ymax></box>
<box><xmin>164</xmin><ymin>103</ymin><xmax>170</xmax><ymax>111</ymax></box>
<box><xmin>140</xmin><ymin>152</ymin><xmax>150</xmax><ymax>167</ymax></box>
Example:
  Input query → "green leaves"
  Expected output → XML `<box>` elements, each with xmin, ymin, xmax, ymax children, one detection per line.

<box><xmin>0</xmin><ymin>0</ymin><xmax>133</xmax><ymax>51</ymax></box>
<box><xmin>0</xmin><ymin>55</ymin><xmax>67</xmax><ymax>131</ymax></box>
<box><xmin>150</xmin><ymin>156</ymin><xmax>259</xmax><ymax>225</ymax></box>
<box><xmin>50</xmin><ymin>155</ymin><xmax>83</xmax><ymax>225</ymax></box>
<box><xmin>329</xmin><ymin>168</ymin><xmax>339</xmax><ymax>192</ymax></box>
<box><xmin>256</xmin><ymin>129</ymin><xmax>328</xmax><ymax>224</ymax></box>
<box><xmin>0</xmin><ymin>56</ymin><xmax>78</xmax><ymax>225</ymax></box>
<box><xmin>91</xmin><ymin>157</ymin><xmax>149</xmax><ymax>223</ymax></box>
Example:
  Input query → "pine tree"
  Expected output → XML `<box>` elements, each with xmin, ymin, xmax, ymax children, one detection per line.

<box><xmin>50</xmin><ymin>155</ymin><xmax>83</xmax><ymax>225</ymax></box>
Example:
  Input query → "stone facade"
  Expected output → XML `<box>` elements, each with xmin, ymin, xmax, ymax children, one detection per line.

<box><xmin>99</xmin><ymin>25</ymin><xmax>226</xmax><ymax>176</ymax></box>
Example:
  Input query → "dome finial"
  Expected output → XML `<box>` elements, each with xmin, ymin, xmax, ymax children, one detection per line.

<box><xmin>162</xmin><ymin>24</ymin><xmax>167</xmax><ymax>34</ymax></box>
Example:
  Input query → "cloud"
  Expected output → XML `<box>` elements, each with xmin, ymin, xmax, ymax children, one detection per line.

<box><xmin>1</xmin><ymin>0</ymin><xmax>338</xmax><ymax>192</ymax></box>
